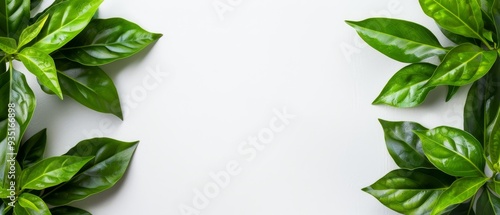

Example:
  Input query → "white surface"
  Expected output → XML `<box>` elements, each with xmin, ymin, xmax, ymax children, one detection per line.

<box><xmin>24</xmin><ymin>0</ymin><xmax>466</xmax><ymax>214</ymax></box>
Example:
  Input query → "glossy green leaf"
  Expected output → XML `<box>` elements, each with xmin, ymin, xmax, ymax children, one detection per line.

<box><xmin>464</xmin><ymin>76</ymin><xmax>488</xmax><ymax>144</ymax></box>
<box><xmin>431</xmin><ymin>177</ymin><xmax>488</xmax><ymax>215</ymax></box>
<box><xmin>55</xmin><ymin>59</ymin><xmax>123</xmax><ymax>119</ymax></box>
<box><xmin>30</xmin><ymin>0</ymin><xmax>41</xmax><ymax>10</ymax></box>
<box><xmin>0</xmin><ymin>37</ymin><xmax>17</xmax><ymax>54</ymax></box>
<box><xmin>379</xmin><ymin>119</ymin><xmax>433</xmax><ymax>169</ymax></box>
<box><xmin>19</xmin><ymin>47</ymin><xmax>62</xmax><ymax>99</ymax></box>
<box><xmin>491</xmin><ymin>0</ymin><xmax>500</xmax><ymax>43</ymax></box>
<box><xmin>362</xmin><ymin>168</ymin><xmax>455</xmax><ymax>214</ymax></box>
<box><xmin>489</xmin><ymin>174</ymin><xmax>500</xmax><ymax>196</ymax></box>
<box><xmin>426</xmin><ymin>43</ymin><xmax>497</xmax><ymax>87</ymax></box>
<box><xmin>43</xmin><ymin>138</ymin><xmax>138</xmax><ymax>205</ymax></box>
<box><xmin>61</xmin><ymin>18</ymin><xmax>162</xmax><ymax>66</ymax></box>
<box><xmin>50</xmin><ymin>206</ymin><xmax>91</xmax><ymax>215</ymax></box>
<box><xmin>21</xmin><ymin>156</ymin><xmax>93</xmax><ymax>190</ymax></box>
<box><xmin>439</xmin><ymin>26</ymin><xmax>479</xmax><ymax>45</ymax></box>
<box><xmin>373</xmin><ymin>63</ymin><xmax>436</xmax><ymax>107</ymax></box>
<box><xmin>0</xmin><ymin>0</ymin><xmax>30</xmax><ymax>38</ymax></box>
<box><xmin>31</xmin><ymin>0</ymin><xmax>103</xmax><ymax>54</ymax></box>
<box><xmin>476</xmin><ymin>188</ymin><xmax>500</xmax><ymax>215</ymax></box>
<box><xmin>415</xmin><ymin>126</ymin><xmax>485</xmax><ymax>177</ymax></box>
<box><xmin>346</xmin><ymin>18</ymin><xmax>447</xmax><ymax>63</ymax></box>
<box><xmin>17</xmin><ymin>129</ymin><xmax>46</xmax><ymax>168</ymax></box>
<box><xmin>18</xmin><ymin>15</ymin><xmax>48</xmax><ymax>50</ymax></box>
<box><xmin>0</xmin><ymin>70</ymin><xmax>35</xmax><ymax>188</ymax></box>
<box><xmin>446</xmin><ymin>86</ymin><xmax>460</xmax><ymax>102</ymax></box>
<box><xmin>419</xmin><ymin>0</ymin><xmax>491</xmax><ymax>44</ymax></box>
<box><xmin>489</xmin><ymin>106</ymin><xmax>500</xmax><ymax>168</ymax></box>
<box><xmin>14</xmin><ymin>193</ymin><xmax>50</xmax><ymax>215</ymax></box>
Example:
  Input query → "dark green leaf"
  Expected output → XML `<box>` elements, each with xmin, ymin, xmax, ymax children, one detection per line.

<box><xmin>491</xmin><ymin>0</ymin><xmax>500</xmax><ymax>43</ymax></box>
<box><xmin>0</xmin><ymin>0</ymin><xmax>30</xmax><ymax>38</ymax></box>
<box><xmin>61</xmin><ymin>18</ymin><xmax>162</xmax><ymax>66</ymax></box>
<box><xmin>432</xmin><ymin>177</ymin><xmax>488</xmax><ymax>215</ymax></box>
<box><xmin>464</xmin><ymin>76</ymin><xmax>488</xmax><ymax>144</ymax></box>
<box><xmin>55</xmin><ymin>59</ymin><xmax>122</xmax><ymax>119</ymax></box>
<box><xmin>419</xmin><ymin>0</ymin><xmax>491</xmax><ymax>44</ymax></box>
<box><xmin>21</xmin><ymin>156</ymin><xmax>93</xmax><ymax>190</ymax></box>
<box><xmin>0</xmin><ymin>37</ymin><xmax>17</xmax><ymax>54</ymax></box>
<box><xmin>50</xmin><ymin>206</ymin><xmax>91</xmax><ymax>215</ymax></box>
<box><xmin>439</xmin><ymin>26</ymin><xmax>478</xmax><ymax>45</ymax></box>
<box><xmin>30</xmin><ymin>0</ymin><xmax>41</xmax><ymax>10</ymax></box>
<box><xmin>378</xmin><ymin>119</ymin><xmax>433</xmax><ymax>169</ymax></box>
<box><xmin>346</xmin><ymin>18</ymin><xmax>447</xmax><ymax>63</ymax></box>
<box><xmin>446</xmin><ymin>86</ymin><xmax>460</xmax><ymax>102</ymax></box>
<box><xmin>446</xmin><ymin>201</ymin><xmax>475</xmax><ymax>215</ymax></box>
<box><xmin>18</xmin><ymin>15</ymin><xmax>48</xmax><ymax>50</ymax></box>
<box><xmin>43</xmin><ymin>138</ymin><xmax>138</xmax><ymax>205</ymax></box>
<box><xmin>18</xmin><ymin>47</ymin><xmax>62</xmax><ymax>99</ymax></box>
<box><xmin>415</xmin><ymin>126</ymin><xmax>485</xmax><ymax>177</ymax></box>
<box><xmin>17</xmin><ymin>129</ymin><xmax>46</xmax><ymax>168</ymax></box>
<box><xmin>426</xmin><ymin>43</ymin><xmax>497</xmax><ymax>87</ymax></box>
<box><xmin>31</xmin><ymin>0</ymin><xmax>103</xmax><ymax>54</ymax></box>
<box><xmin>0</xmin><ymin>70</ymin><xmax>35</xmax><ymax>188</ymax></box>
<box><xmin>362</xmin><ymin>168</ymin><xmax>455</xmax><ymax>214</ymax></box>
<box><xmin>373</xmin><ymin>63</ymin><xmax>436</xmax><ymax>107</ymax></box>
<box><xmin>489</xmin><ymin>106</ymin><xmax>500</xmax><ymax>169</ymax></box>
<box><xmin>14</xmin><ymin>193</ymin><xmax>50</xmax><ymax>215</ymax></box>
<box><xmin>477</xmin><ymin>188</ymin><xmax>500</xmax><ymax>215</ymax></box>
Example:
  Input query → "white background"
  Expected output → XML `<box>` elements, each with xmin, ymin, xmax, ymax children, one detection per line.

<box><xmin>23</xmin><ymin>0</ymin><xmax>468</xmax><ymax>214</ymax></box>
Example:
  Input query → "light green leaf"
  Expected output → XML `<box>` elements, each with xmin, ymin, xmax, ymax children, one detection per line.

<box><xmin>0</xmin><ymin>37</ymin><xmax>17</xmax><ymax>54</ymax></box>
<box><xmin>431</xmin><ymin>177</ymin><xmax>488</xmax><ymax>215</ymax></box>
<box><xmin>426</xmin><ymin>43</ymin><xmax>497</xmax><ymax>87</ymax></box>
<box><xmin>14</xmin><ymin>193</ymin><xmax>50</xmax><ymax>215</ymax></box>
<box><xmin>18</xmin><ymin>15</ymin><xmax>48</xmax><ymax>49</ymax></box>
<box><xmin>415</xmin><ymin>126</ymin><xmax>485</xmax><ymax>177</ymax></box>
<box><xmin>18</xmin><ymin>47</ymin><xmax>62</xmax><ymax>99</ymax></box>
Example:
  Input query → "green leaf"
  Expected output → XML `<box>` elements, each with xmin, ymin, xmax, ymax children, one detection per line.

<box><xmin>18</xmin><ymin>47</ymin><xmax>62</xmax><ymax>99</ymax></box>
<box><xmin>50</xmin><ymin>206</ymin><xmax>91</xmax><ymax>215</ymax></box>
<box><xmin>426</xmin><ymin>43</ymin><xmax>497</xmax><ymax>87</ymax></box>
<box><xmin>489</xmin><ymin>174</ymin><xmax>500</xmax><ymax>196</ymax></box>
<box><xmin>30</xmin><ymin>0</ymin><xmax>41</xmax><ymax>10</ymax></box>
<box><xmin>18</xmin><ymin>15</ymin><xmax>48</xmax><ymax>50</ymax></box>
<box><xmin>488</xmin><ymin>106</ymin><xmax>500</xmax><ymax>168</ymax></box>
<box><xmin>21</xmin><ymin>156</ymin><xmax>93</xmax><ymax>190</ymax></box>
<box><xmin>415</xmin><ymin>126</ymin><xmax>485</xmax><ymax>177</ymax></box>
<box><xmin>446</xmin><ymin>201</ymin><xmax>475</xmax><ymax>215</ymax></box>
<box><xmin>491</xmin><ymin>0</ymin><xmax>500</xmax><ymax>44</ymax></box>
<box><xmin>17</xmin><ymin>129</ymin><xmax>46</xmax><ymax>168</ymax></box>
<box><xmin>0</xmin><ymin>0</ymin><xmax>30</xmax><ymax>38</ymax></box>
<box><xmin>0</xmin><ymin>70</ymin><xmax>35</xmax><ymax>187</ymax></box>
<box><xmin>14</xmin><ymin>193</ymin><xmax>50</xmax><ymax>215</ymax></box>
<box><xmin>464</xmin><ymin>76</ymin><xmax>488</xmax><ymax>144</ymax></box>
<box><xmin>476</xmin><ymin>188</ymin><xmax>500</xmax><ymax>215</ymax></box>
<box><xmin>373</xmin><ymin>63</ymin><xmax>436</xmax><ymax>107</ymax></box>
<box><xmin>439</xmin><ymin>26</ymin><xmax>479</xmax><ymax>45</ymax></box>
<box><xmin>31</xmin><ymin>0</ymin><xmax>103</xmax><ymax>54</ymax></box>
<box><xmin>0</xmin><ymin>37</ymin><xmax>17</xmax><ymax>54</ymax></box>
<box><xmin>346</xmin><ymin>18</ymin><xmax>447</xmax><ymax>63</ymax></box>
<box><xmin>60</xmin><ymin>18</ymin><xmax>162</xmax><ymax>66</ymax></box>
<box><xmin>419</xmin><ymin>0</ymin><xmax>491</xmax><ymax>44</ymax></box>
<box><xmin>55</xmin><ymin>59</ymin><xmax>123</xmax><ymax>119</ymax></box>
<box><xmin>43</xmin><ymin>138</ymin><xmax>138</xmax><ymax>205</ymax></box>
<box><xmin>446</xmin><ymin>86</ymin><xmax>460</xmax><ymax>102</ymax></box>
<box><xmin>431</xmin><ymin>177</ymin><xmax>488</xmax><ymax>215</ymax></box>
<box><xmin>362</xmin><ymin>168</ymin><xmax>455</xmax><ymax>214</ymax></box>
<box><xmin>379</xmin><ymin>119</ymin><xmax>433</xmax><ymax>169</ymax></box>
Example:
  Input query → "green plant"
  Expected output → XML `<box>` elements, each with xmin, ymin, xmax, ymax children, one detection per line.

<box><xmin>347</xmin><ymin>0</ymin><xmax>500</xmax><ymax>214</ymax></box>
<box><xmin>0</xmin><ymin>0</ymin><xmax>161</xmax><ymax>214</ymax></box>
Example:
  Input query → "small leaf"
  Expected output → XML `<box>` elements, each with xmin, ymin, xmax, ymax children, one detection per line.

<box><xmin>426</xmin><ymin>43</ymin><xmax>497</xmax><ymax>87</ymax></box>
<box><xmin>446</xmin><ymin>86</ymin><xmax>460</xmax><ymax>102</ymax></box>
<box><xmin>31</xmin><ymin>0</ymin><xmax>103</xmax><ymax>54</ymax></box>
<box><xmin>14</xmin><ymin>193</ymin><xmax>50</xmax><ymax>215</ymax></box>
<box><xmin>21</xmin><ymin>156</ymin><xmax>93</xmax><ymax>190</ymax></box>
<box><xmin>415</xmin><ymin>126</ymin><xmax>485</xmax><ymax>177</ymax></box>
<box><xmin>17</xmin><ymin>129</ymin><xmax>46</xmax><ymax>168</ymax></box>
<box><xmin>50</xmin><ymin>206</ymin><xmax>91</xmax><ymax>215</ymax></box>
<box><xmin>447</xmin><ymin>201</ymin><xmax>476</xmax><ymax>215</ymax></box>
<box><xmin>373</xmin><ymin>63</ymin><xmax>436</xmax><ymax>107</ymax></box>
<box><xmin>55</xmin><ymin>59</ymin><xmax>123</xmax><ymax>119</ymax></box>
<box><xmin>0</xmin><ymin>37</ymin><xmax>17</xmax><ymax>54</ymax></box>
<box><xmin>18</xmin><ymin>15</ymin><xmax>48</xmax><ymax>49</ymax></box>
<box><xmin>439</xmin><ymin>26</ymin><xmax>479</xmax><ymax>45</ymax></box>
<box><xmin>18</xmin><ymin>47</ymin><xmax>62</xmax><ymax>99</ymax></box>
<box><xmin>476</xmin><ymin>188</ymin><xmax>500</xmax><ymax>215</ymax></box>
<box><xmin>60</xmin><ymin>18</ymin><xmax>162</xmax><ymax>66</ymax></box>
<box><xmin>362</xmin><ymin>168</ymin><xmax>455</xmax><ymax>214</ymax></box>
<box><xmin>378</xmin><ymin>119</ymin><xmax>433</xmax><ymax>169</ymax></box>
<box><xmin>346</xmin><ymin>18</ymin><xmax>447</xmax><ymax>63</ymax></box>
<box><xmin>30</xmin><ymin>0</ymin><xmax>42</xmax><ymax>10</ymax></box>
<box><xmin>419</xmin><ymin>0</ymin><xmax>490</xmax><ymax>43</ymax></box>
<box><xmin>431</xmin><ymin>177</ymin><xmax>488</xmax><ymax>215</ymax></box>
<box><xmin>43</xmin><ymin>138</ymin><xmax>138</xmax><ymax>205</ymax></box>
